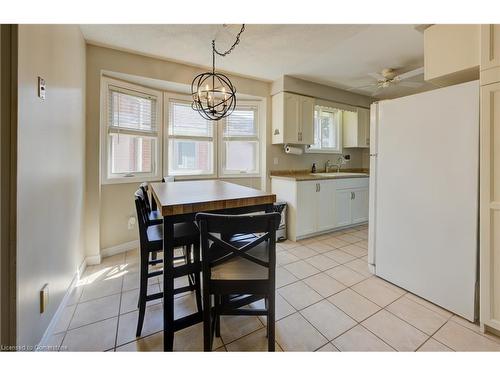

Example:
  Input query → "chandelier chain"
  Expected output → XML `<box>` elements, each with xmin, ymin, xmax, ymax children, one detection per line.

<box><xmin>212</xmin><ymin>24</ymin><xmax>245</xmax><ymax>57</ymax></box>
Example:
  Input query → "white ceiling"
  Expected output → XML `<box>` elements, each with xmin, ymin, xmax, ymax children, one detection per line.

<box><xmin>80</xmin><ymin>24</ymin><xmax>437</xmax><ymax>99</ymax></box>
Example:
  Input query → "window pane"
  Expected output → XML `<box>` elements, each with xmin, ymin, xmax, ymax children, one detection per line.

<box><xmin>110</xmin><ymin>134</ymin><xmax>154</xmax><ymax>174</ymax></box>
<box><xmin>320</xmin><ymin>111</ymin><xmax>338</xmax><ymax>149</ymax></box>
<box><xmin>170</xmin><ymin>101</ymin><xmax>213</xmax><ymax>137</ymax></box>
<box><xmin>225</xmin><ymin>109</ymin><xmax>256</xmax><ymax>137</ymax></box>
<box><xmin>310</xmin><ymin>108</ymin><xmax>338</xmax><ymax>150</ymax></box>
<box><xmin>109</xmin><ymin>90</ymin><xmax>156</xmax><ymax>132</ymax></box>
<box><xmin>224</xmin><ymin>141</ymin><xmax>258</xmax><ymax>173</ymax></box>
<box><xmin>168</xmin><ymin>139</ymin><xmax>213</xmax><ymax>175</ymax></box>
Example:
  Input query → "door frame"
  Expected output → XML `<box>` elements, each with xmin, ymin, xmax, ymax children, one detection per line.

<box><xmin>0</xmin><ymin>24</ymin><xmax>18</xmax><ymax>349</ymax></box>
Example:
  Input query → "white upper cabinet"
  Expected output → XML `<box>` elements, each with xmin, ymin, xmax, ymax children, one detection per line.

<box><xmin>272</xmin><ymin>92</ymin><xmax>314</xmax><ymax>145</ymax></box>
<box><xmin>480</xmin><ymin>25</ymin><xmax>500</xmax><ymax>86</ymax></box>
<box><xmin>481</xmin><ymin>25</ymin><xmax>500</xmax><ymax>71</ymax></box>
<box><xmin>424</xmin><ymin>24</ymin><xmax>480</xmax><ymax>86</ymax></box>
<box><xmin>343</xmin><ymin>107</ymin><xmax>370</xmax><ymax>148</ymax></box>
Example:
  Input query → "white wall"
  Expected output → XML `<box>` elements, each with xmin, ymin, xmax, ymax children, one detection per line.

<box><xmin>17</xmin><ymin>25</ymin><xmax>86</xmax><ymax>347</ymax></box>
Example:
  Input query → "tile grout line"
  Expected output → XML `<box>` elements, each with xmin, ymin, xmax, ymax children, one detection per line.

<box><xmin>112</xmin><ymin>270</ymin><xmax>126</xmax><ymax>351</ymax></box>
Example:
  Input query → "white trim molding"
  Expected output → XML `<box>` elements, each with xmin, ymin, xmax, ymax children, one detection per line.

<box><xmin>101</xmin><ymin>240</ymin><xmax>139</xmax><ymax>259</ymax></box>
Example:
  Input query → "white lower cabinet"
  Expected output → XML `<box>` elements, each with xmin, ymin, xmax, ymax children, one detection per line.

<box><xmin>351</xmin><ymin>187</ymin><xmax>370</xmax><ymax>224</ymax></box>
<box><xmin>271</xmin><ymin>177</ymin><xmax>369</xmax><ymax>241</ymax></box>
<box><xmin>296</xmin><ymin>181</ymin><xmax>317</xmax><ymax>237</ymax></box>
<box><xmin>335</xmin><ymin>190</ymin><xmax>352</xmax><ymax>227</ymax></box>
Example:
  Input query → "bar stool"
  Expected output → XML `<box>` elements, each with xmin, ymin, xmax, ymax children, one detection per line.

<box><xmin>196</xmin><ymin>212</ymin><xmax>281</xmax><ymax>351</ymax></box>
<box><xmin>134</xmin><ymin>189</ymin><xmax>202</xmax><ymax>337</ymax></box>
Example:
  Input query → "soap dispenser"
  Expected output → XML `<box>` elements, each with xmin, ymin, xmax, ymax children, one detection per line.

<box><xmin>311</xmin><ymin>163</ymin><xmax>317</xmax><ymax>173</ymax></box>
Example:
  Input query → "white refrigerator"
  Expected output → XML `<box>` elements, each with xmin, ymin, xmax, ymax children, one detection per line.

<box><xmin>368</xmin><ymin>80</ymin><xmax>479</xmax><ymax>321</ymax></box>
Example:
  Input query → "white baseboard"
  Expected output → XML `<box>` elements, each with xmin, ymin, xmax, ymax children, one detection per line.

<box><xmin>36</xmin><ymin>257</ymin><xmax>87</xmax><ymax>351</ymax></box>
<box><xmin>85</xmin><ymin>254</ymin><xmax>102</xmax><ymax>266</ymax></box>
<box><xmin>101</xmin><ymin>240</ymin><xmax>139</xmax><ymax>259</ymax></box>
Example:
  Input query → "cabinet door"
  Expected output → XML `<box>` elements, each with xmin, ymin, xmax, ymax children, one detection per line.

<box><xmin>283</xmin><ymin>93</ymin><xmax>300</xmax><ymax>144</ymax></box>
<box><xmin>481</xmin><ymin>24</ymin><xmax>500</xmax><ymax>71</ymax></box>
<box><xmin>480</xmin><ymin>82</ymin><xmax>500</xmax><ymax>331</ymax></box>
<box><xmin>299</xmin><ymin>96</ymin><xmax>315</xmax><ymax>144</ymax></box>
<box><xmin>335</xmin><ymin>189</ymin><xmax>351</xmax><ymax>227</ymax></box>
<box><xmin>316</xmin><ymin>181</ymin><xmax>336</xmax><ymax>232</ymax></box>
<box><xmin>357</xmin><ymin>108</ymin><xmax>370</xmax><ymax>148</ymax></box>
<box><xmin>351</xmin><ymin>187</ymin><xmax>369</xmax><ymax>224</ymax></box>
<box><xmin>296</xmin><ymin>181</ymin><xmax>317</xmax><ymax>236</ymax></box>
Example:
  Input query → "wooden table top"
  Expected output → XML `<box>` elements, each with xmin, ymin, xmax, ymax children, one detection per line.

<box><xmin>150</xmin><ymin>180</ymin><xmax>276</xmax><ymax>216</ymax></box>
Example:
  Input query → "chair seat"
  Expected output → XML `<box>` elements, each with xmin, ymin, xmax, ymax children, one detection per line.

<box><xmin>210</xmin><ymin>241</ymin><xmax>269</xmax><ymax>280</ymax></box>
<box><xmin>147</xmin><ymin>221</ymin><xmax>199</xmax><ymax>247</ymax></box>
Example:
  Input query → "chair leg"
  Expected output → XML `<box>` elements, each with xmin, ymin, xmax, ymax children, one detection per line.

<box><xmin>215</xmin><ymin>295</ymin><xmax>221</xmax><ymax>338</ymax></box>
<box><xmin>265</xmin><ymin>298</ymin><xmax>269</xmax><ymax>338</ymax></box>
<box><xmin>136</xmin><ymin>251</ymin><xmax>149</xmax><ymax>337</ymax></box>
<box><xmin>193</xmin><ymin>242</ymin><xmax>203</xmax><ymax>314</ymax></box>
<box><xmin>267</xmin><ymin>293</ymin><xmax>275</xmax><ymax>352</ymax></box>
<box><xmin>203</xmin><ymin>289</ymin><xmax>212</xmax><ymax>351</ymax></box>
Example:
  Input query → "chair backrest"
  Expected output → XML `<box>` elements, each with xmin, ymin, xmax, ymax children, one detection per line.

<box><xmin>196</xmin><ymin>212</ymin><xmax>281</xmax><ymax>278</ymax></box>
<box><xmin>134</xmin><ymin>189</ymin><xmax>150</xmax><ymax>244</ymax></box>
<box><xmin>139</xmin><ymin>182</ymin><xmax>152</xmax><ymax>213</ymax></box>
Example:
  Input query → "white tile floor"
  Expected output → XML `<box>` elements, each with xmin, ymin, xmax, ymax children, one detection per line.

<box><xmin>44</xmin><ymin>224</ymin><xmax>500</xmax><ymax>352</ymax></box>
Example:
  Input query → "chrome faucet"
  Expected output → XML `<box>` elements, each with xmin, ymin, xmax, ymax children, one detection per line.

<box><xmin>325</xmin><ymin>157</ymin><xmax>342</xmax><ymax>173</ymax></box>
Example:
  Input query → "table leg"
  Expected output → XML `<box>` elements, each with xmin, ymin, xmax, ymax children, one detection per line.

<box><xmin>163</xmin><ymin>216</ymin><xmax>175</xmax><ymax>351</ymax></box>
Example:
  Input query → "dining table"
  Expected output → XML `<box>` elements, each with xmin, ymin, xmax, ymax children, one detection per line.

<box><xmin>150</xmin><ymin>179</ymin><xmax>276</xmax><ymax>351</ymax></box>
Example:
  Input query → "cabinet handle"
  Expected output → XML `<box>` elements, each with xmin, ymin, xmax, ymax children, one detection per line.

<box><xmin>316</xmin><ymin>183</ymin><xmax>319</xmax><ymax>192</ymax></box>
<box><xmin>318</xmin><ymin>183</ymin><xmax>321</xmax><ymax>192</ymax></box>
<box><xmin>350</xmin><ymin>192</ymin><xmax>354</xmax><ymax>200</ymax></box>
<box><xmin>353</xmin><ymin>192</ymin><xmax>356</xmax><ymax>199</ymax></box>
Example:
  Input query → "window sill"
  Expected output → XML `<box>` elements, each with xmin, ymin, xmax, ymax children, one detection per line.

<box><xmin>101</xmin><ymin>175</ymin><xmax>162</xmax><ymax>185</ymax></box>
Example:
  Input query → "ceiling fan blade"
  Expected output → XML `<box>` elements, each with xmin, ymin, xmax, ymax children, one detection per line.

<box><xmin>368</xmin><ymin>72</ymin><xmax>385</xmax><ymax>81</ymax></box>
<box><xmin>371</xmin><ymin>86</ymin><xmax>384</xmax><ymax>97</ymax></box>
<box><xmin>395</xmin><ymin>67</ymin><xmax>424</xmax><ymax>81</ymax></box>
<box><xmin>398</xmin><ymin>81</ymin><xmax>423</xmax><ymax>88</ymax></box>
<box><xmin>348</xmin><ymin>83</ymin><xmax>378</xmax><ymax>91</ymax></box>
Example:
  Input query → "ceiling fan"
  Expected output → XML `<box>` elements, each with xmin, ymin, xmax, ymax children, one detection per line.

<box><xmin>351</xmin><ymin>67</ymin><xmax>425</xmax><ymax>95</ymax></box>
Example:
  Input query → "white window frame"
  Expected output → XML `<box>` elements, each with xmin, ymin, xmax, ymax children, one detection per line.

<box><xmin>101</xmin><ymin>77</ymin><xmax>163</xmax><ymax>184</ymax></box>
<box><xmin>306</xmin><ymin>105</ymin><xmax>343</xmax><ymax>154</ymax></box>
<box><xmin>164</xmin><ymin>93</ymin><xmax>217</xmax><ymax>180</ymax></box>
<box><xmin>219</xmin><ymin>101</ymin><xmax>262</xmax><ymax>178</ymax></box>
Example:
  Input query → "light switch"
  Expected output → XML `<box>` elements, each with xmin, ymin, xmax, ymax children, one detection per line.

<box><xmin>273</xmin><ymin>157</ymin><xmax>279</xmax><ymax>165</ymax></box>
<box><xmin>38</xmin><ymin>77</ymin><xmax>46</xmax><ymax>100</ymax></box>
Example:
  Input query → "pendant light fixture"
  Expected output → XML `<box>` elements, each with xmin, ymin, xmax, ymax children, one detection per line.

<box><xmin>191</xmin><ymin>25</ymin><xmax>245</xmax><ymax>121</ymax></box>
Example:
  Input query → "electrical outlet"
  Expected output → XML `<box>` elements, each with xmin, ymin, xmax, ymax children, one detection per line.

<box><xmin>38</xmin><ymin>77</ymin><xmax>46</xmax><ymax>100</ymax></box>
<box><xmin>128</xmin><ymin>216</ymin><xmax>136</xmax><ymax>230</ymax></box>
<box><xmin>273</xmin><ymin>157</ymin><xmax>279</xmax><ymax>165</ymax></box>
<box><xmin>40</xmin><ymin>284</ymin><xmax>49</xmax><ymax>314</ymax></box>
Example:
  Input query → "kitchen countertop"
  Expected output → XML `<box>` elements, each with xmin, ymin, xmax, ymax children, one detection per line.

<box><xmin>270</xmin><ymin>169</ymin><xmax>369</xmax><ymax>181</ymax></box>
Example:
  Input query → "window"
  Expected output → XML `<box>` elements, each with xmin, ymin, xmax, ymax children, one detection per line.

<box><xmin>167</xmin><ymin>99</ymin><xmax>215</xmax><ymax>176</ymax></box>
<box><xmin>103</xmin><ymin>79</ymin><xmax>162</xmax><ymax>183</ymax></box>
<box><xmin>307</xmin><ymin>105</ymin><xmax>342</xmax><ymax>154</ymax></box>
<box><xmin>220</xmin><ymin>106</ymin><xmax>260</xmax><ymax>176</ymax></box>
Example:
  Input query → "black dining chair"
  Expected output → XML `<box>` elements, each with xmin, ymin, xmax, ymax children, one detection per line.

<box><xmin>139</xmin><ymin>182</ymin><xmax>162</xmax><ymax>225</ymax></box>
<box><xmin>196</xmin><ymin>212</ymin><xmax>281</xmax><ymax>351</ymax></box>
<box><xmin>134</xmin><ymin>189</ymin><xmax>202</xmax><ymax>337</ymax></box>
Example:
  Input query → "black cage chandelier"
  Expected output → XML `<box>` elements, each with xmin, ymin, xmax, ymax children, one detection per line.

<box><xmin>191</xmin><ymin>25</ymin><xmax>245</xmax><ymax>121</ymax></box>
